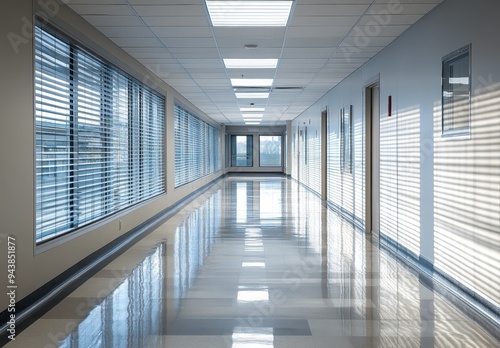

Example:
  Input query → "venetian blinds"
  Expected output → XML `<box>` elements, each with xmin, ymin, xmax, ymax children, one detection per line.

<box><xmin>35</xmin><ymin>25</ymin><xmax>165</xmax><ymax>243</ymax></box>
<box><xmin>174</xmin><ymin>105</ymin><xmax>221</xmax><ymax>188</ymax></box>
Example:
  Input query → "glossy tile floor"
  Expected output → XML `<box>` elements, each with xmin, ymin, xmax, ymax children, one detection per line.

<box><xmin>8</xmin><ymin>177</ymin><xmax>499</xmax><ymax>347</ymax></box>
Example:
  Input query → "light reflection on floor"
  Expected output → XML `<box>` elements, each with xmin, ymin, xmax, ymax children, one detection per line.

<box><xmin>7</xmin><ymin>177</ymin><xmax>499</xmax><ymax>348</ymax></box>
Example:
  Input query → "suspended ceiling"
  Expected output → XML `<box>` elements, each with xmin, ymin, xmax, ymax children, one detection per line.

<box><xmin>67</xmin><ymin>0</ymin><xmax>443</xmax><ymax>125</ymax></box>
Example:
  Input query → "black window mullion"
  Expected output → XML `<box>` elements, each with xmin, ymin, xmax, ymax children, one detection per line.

<box><xmin>139</xmin><ymin>88</ymin><xmax>144</xmax><ymax>199</ymax></box>
<box><xmin>127</xmin><ymin>80</ymin><xmax>134</xmax><ymax>205</ymax></box>
<box><xmin>69</xmin><ymin>45</ymin><xmax>78</xmax><ymax>229</ymax></box>
<box><xmin>101</xmin><ymin>67</ymin><xmax>112</xmax><ymax>215</ymax></box>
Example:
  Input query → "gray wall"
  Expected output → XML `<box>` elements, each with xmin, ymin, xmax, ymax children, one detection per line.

<box><xmin>0</xmin><ymin>0</ymin><xmax>223</xmax><ymax>312</ymax></box>
<box><xmin>291</xmin><ymin>0</ymin><xmax>499</xmax><ymax>309</ymax></box>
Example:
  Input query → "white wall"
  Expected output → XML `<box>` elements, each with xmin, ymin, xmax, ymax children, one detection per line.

<box><xmin>0</xmin><ymin>0</ymin><xmax>223</xmax><ymax>312</ymax></box>
<box><xmin>291</xmin><ymin>0</ymin><xmax>499</xmax><ymax>310</ymax></box>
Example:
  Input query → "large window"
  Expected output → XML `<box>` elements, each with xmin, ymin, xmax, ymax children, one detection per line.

<box><xmin>231</xmin><ymin>135</ymin><xmax>253</xmax><ymax>167</ymax></box>
<box><xmin>35</xmin><ymin>25</ymin><xmax>165</xmax><ymax>243</ymax></box>
<box><xmin>259</xmin><ymin>135</ymin><xmax>282</xmax><ymax>167</ymax></box>
<box><xmin>174</xmin><ymin>105</ymin><xmax>221</xmax><ymax>187</ymax></box>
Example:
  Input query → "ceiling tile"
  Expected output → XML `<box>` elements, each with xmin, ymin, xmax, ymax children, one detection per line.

<box><xmin>286</xmin><ymin>26</ymin><xmax>352</xmax><ymax>38</ymax></box>
<box><xmin>96</xmin><ymin>26</ymin><xmax>153</xmax><ymax>38</ymax></box>
<box><xmin>285</xmin><ymin>37</ymin><xmax>344</xmax><ymax>48</ymax></box>
<box><xmin>159</xmin><ymin>38</ymin><xmax>216</xmax><ymax>48</ymax></box>
<box><xmin>279</xmin><ymin>58</ymin><xmax>328</xmax><ymax>68</ymax></box>
<box><xmin>168</xmin><ymin>48</ymin><xmax>220</xmax><ymax>59</ymax></box>
<box><xmin>129</xmin><ymin>51</ymin><xmax>173</xmax><ymax>59</ymax></box>
<box><xmin>132</xmin><ymin>5</ymin><xmax>206</xmax><ymax>17</ymax></box>
<box><xmin>281</xmin><ymin>48</ymin><xmax>335</xmax><ymax>59</ymax></box>
<box><xmin>141</xmin><ymin>16</ymin><xmax>210</xmax><ymax>27</ymax></box>
<box><xmin>68</xmin><ymin>4</ymin><xmax>134</xmax><ymax>15</ymax></box>
<box><xmin>368</xmin><ymin>3</ymin><xmax>440</xmax><ymax>15</ymax></box>
<box><xmin>290</xmin><ymin>16</ymin><xmax>359</xmax><ymax>27</ymax></box>
<box><xmin>82</xmin><ymin>15</ymin><xmax>145</xmax><ymax>27</ymax></box>
<box><xmin>110</xmin><ymin>37</ymin><xmax>163</xmax><ymax>47</ymax></box>
<box><xmin>294</xmin><ymin>4</ymin><xmax>370</xmax><ymax>16</ymax></box>
<box><xmin>150</xmin><ymin>27</ymin><xmax>212</xmax><ymax>38</ymax></box>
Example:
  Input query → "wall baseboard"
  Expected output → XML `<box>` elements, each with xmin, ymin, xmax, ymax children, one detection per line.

<box><xmin>0</xmin><ymin>175</ymin><xmax>224</xmax><ymax>345</ymax></box>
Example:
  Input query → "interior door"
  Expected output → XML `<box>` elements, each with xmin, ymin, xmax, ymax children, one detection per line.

<box><xmin>370</xmin><ymin>84</ymin><xmax>380</xmax><ymax>235</ymax></box>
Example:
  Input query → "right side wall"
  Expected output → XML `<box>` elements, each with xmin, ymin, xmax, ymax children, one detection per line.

<box><xmin>291</xmin><ymin>0</ymin><xmax>499</xmax><ymax>314</ymax></box>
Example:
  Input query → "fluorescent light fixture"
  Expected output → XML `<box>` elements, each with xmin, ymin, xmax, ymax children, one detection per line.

<box><xmin>224</xmin><ymin>59</ymin><xmax>278</xmax><ymax>69</ymax></box>
<box><xmin>240</xmin><ymin>108</ymin><xmax>265</xmax><ymax>112</ymax></box>
<box><xmin>245</xmin><ymin>122</ymin><xmax>261</xmax><ymax>125</ymax></box>
<box><xmin>206</xmin><ymin>1</ymin><xmax>293</xmax><ymax>27</ymax></box>
<box><xmin>242</xmin><ymin>114</ymin><xmax>263</xmax><ymax>118</ymax></box>
<box><xmin>235</xmin><ymin>93</ymin><xmax>269</xmax><ymax>99</ymax></box>
<box><xmin>231</xmin><ymin>79</ymin><xmax>273</xmax><ymax>87</ymax></box>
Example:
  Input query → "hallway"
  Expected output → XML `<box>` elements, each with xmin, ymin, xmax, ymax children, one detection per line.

<box><xmin>7</xmin><ymin>177</ymin><xmax>498</xmax><ymax>347</ymax></box>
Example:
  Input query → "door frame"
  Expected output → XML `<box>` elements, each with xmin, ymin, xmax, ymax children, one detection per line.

<box><xmin>321</xmin><ymin>108</ymin><xmax>328</xmax><ymax>202</ymax></box>
<box><xmin>364</xmin><ymin>75</ymin><xmax>380</xmax><ymax>235</ymax></box>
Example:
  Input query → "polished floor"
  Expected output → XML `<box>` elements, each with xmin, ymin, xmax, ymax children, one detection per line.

<box><xmin>7</xmin><ymin>177</ymin><xmax>499</xmax><ymax>347</ymax></box>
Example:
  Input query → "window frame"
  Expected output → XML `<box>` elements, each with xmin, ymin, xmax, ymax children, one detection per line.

<box><xmin>231</xmin><ymin>135</ymin><xmax>253</xmax><ymax>167</ymax></box>
<box><xmin>259</xmin><ymin>135</ymin><xmax>283</xmax><ymax>167</ymax></box>
<box><xmin>441</xmin><ymin>44</ymin><xmax>472</xmax><ymax>139</ymax></box>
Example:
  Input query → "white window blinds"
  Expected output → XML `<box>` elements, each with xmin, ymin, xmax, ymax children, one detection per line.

<box><xmin>35</xmin><ymin>25</ymin><xmax>165</xmax><ymax>243</ymax></box>
<box><xmin>174</xmin><ymin>105</ymin><xmax>221</xmax><ymax>188</ymax></box>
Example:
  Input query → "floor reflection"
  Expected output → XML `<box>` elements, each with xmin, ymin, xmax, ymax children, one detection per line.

<box><xmin>7</xmin><ymin>177</ymin><xmax>498</xmax><ymax>348</ymax></box>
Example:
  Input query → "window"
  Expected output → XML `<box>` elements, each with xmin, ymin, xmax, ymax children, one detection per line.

<box><xmin>174</xmin><ymin>105</ymin><xmax>221</xmax><ymax>187</ymax></box>
<box><xmin>259</xmin><ymin>135</ymin><xmax>282</xmax><ymax>167</ymax></box>
<box><xmin>225</xmin><ymin>133</ymin><xmax>230</xmax><ymax>168</ymax></box>
<box><xmin>442</xmin><ymin>44</ymin><xmax>471</xmax><ymax>137</ymax></box>
<box><xmin>35</xmin><ymin>25</ymin><xmax>165</xmax><ymax>243</ymax></box>
<box><xmin>231</xmin><ymin>135</ymin><xmax>253</xmax><ymax>167</ymax></box>
<box><xmin>340</xmin><ymin>105</ymin><xmax>352</xmax><ymax>173</ymax></box>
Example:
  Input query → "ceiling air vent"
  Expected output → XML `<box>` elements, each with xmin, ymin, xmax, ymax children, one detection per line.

<box><xmin>272</xmin><ymin>86</ymin><xmax>303</xmax><ymax>90</ymax></box>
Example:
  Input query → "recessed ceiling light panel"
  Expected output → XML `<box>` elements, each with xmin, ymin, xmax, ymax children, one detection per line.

<box><xmin>206</xmin><ymin>1</ymin><xmax>293</xmax><ymax>27</ymax></box>
<box><xmin>235</xmin><ymin>93</ymin><xmax>269</xmax><ymax>99</ymax></box>
<box><xmin>224</xmin><ymin>59</ymin><xmax>278</xmax><ymax>69</ymax></box>
<box><xmin>231</xmin><ymin>79</ymin><xmax>273</xmax><ymax>87</ymax></box>
<box><xmin>242</xmin><ymin>114</ymin><xmax>263</xmax><ymax>118</ymax></box>
<box><xmin>240</xmin><ymin>108</ymin><xmax>265</xmax><ymax>112</ymax></box>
